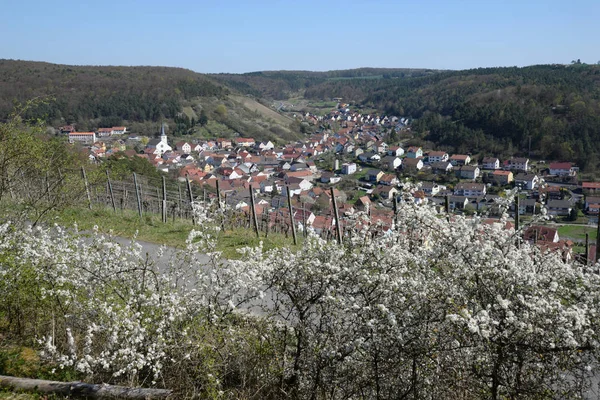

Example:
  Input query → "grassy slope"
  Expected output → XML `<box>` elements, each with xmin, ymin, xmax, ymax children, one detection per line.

<box><xmin>230</xmin><ymin>95</ymin><xmax>294</xmax><ymax>127</ymax></box>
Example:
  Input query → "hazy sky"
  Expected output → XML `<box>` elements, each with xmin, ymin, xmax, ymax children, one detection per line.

<box><xmin>1</xmin><ymin>0</ymin><xmax>598</xmax><ymax>73</ymax></box>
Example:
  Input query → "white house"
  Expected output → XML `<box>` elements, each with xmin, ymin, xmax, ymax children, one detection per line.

<box><xmin>406</xmin><ymin>146</ymin><xmax>423</xmax><ymax>159</ymax></box>
<box><xmin>482</xmin><ymin>157</ymin><xmax>500</xmax><ymax>170</ymax></box>
<box><xmin>509</xmin><ymin>158</ymin><xmax>529</xmax><ymax>172</ymax></box>
<box><xmin>358</xmin><ymin>152</ymin><xmax>381</xmax><ymax>162</ymax></box>
<box><xmin>387</xmin><ymin>146</ymin><xmax>405</xmax><ymax>157</ymax></box>
<box><xmin>549</xmin><ymin>162</ymin><xmax>577</xmax><ymax>176</ymax></box>
<box><xmin>459</xmin><ymin>166</ymin><xmax>480</xmax><ymax>180</ymax></box>
<box><xmin>428</xmin><ymin>151</ymin><xmax>449</xmax><ymax>163</ymax></box>
<box><xmin>403</xmin><ymin>158</ymin><xmax>424</xmax><ymax>170</ymax></box>
<box><xmin>514</xmin><ymin>173</ymin><xmax>539</xmax><ymax>190</ymax></box>
<box><xmin>382</xmin><ymin>155</ymin><xmax>402</xmax><ymax>170</ymax></box>
<box><xmin>454</xmin><ymin>182</ymin><xmax>486</xmax><ymax>197</ymax></box>
<box><xmin>449</xmin><ymin>154</ymin><xmax>471</xmax><ymax>166</ymax></box>
<box><xmin>258</xmin><ymin>141</ymin><xmax>275</xmax><ymax>150</ymax></box>
<box><xmin>341</xmin><ymin>163</ymin><xmax>357</xmax><ymax>175</ymax></box>
<box><xmin>69</xmin><ymin>132</ymin><xmax>96</xmax><ymax>144</ymax></box>
<box><xmin>176</xmin><ymin>141</ymin><xmax>192</xmax><ymax>154</ymax></box>
<box><xmin>111</xmin><ymin>126</ymin><xmax>127</xmax><ymax>135</ymax></box>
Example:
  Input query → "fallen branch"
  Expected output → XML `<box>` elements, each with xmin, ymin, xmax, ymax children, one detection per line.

<box><xmin>0</xmin><ymin>375</ymin><xmax>173</xmax><ymax>399</ymax></box>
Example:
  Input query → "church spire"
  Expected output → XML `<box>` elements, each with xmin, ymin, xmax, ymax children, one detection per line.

<box><xmin>160</xmin><ymin>122</ymin><xmax>166</xmax><ymax>138</ymax></box>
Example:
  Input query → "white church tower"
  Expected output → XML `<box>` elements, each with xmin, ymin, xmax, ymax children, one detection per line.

<box><xmin>147</xmin><ymin>123</ymin><xmax>172</xmax><ymax>156</ymax></box>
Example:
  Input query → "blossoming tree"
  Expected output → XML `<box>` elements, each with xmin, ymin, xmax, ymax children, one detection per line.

<box><xmin>2</xmin><ymin>195</ymin><xmax>600</xmax><ymax>399</ymax></box>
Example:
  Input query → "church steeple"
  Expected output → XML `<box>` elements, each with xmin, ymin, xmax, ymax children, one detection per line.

<box><xmin>160</xmin><ymin>122</ymin><xmax>167</xmax><ymax>144</ymax></box>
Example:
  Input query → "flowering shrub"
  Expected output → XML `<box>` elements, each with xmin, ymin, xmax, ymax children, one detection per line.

<box><xmin>1</xmin><ymin>196</ymin><xmax>600</xmax><ymax>399</ymax></box>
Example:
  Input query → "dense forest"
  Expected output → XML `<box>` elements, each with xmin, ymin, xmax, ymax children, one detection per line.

<box><xmin>217</xmin><ymin>64</ymin><xmax>600</xmax><ymax>172</ymax></box>
<box><xmin>210</xmin><ymin>68</ymin><xmax>438</xmax><ymax>99</ymax></box>
<box><xmin>363</xmin><ymin>65</ymin><xmax>600</xmax><ymax>171</ymax></box>
<box><xmin>0</xmin><ymin>60</ymin><xmax>227</xmax><ymax>128</ymax></box>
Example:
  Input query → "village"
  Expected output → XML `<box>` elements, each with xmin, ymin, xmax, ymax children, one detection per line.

<box><xmin>59</xmin><ymin>103</ymin><xmax>600</xmax><ymax>263</ymax></box>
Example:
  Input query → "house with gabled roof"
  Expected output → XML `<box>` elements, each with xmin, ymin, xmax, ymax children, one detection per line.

<box><xmin>492</xmin><ymin>170</ymin><xmax>513</xmax><ymax>185</ymax></box>
<box><xmin>449</xmin><ymin>196</ymin><xmax>469</xmax><ymax>210</ymax></box>
<box><xmin>524</xmin><ymin>226</ymin><xmax>559</xmax><ymax>243</ymax></box>
<box><xmin>428</xmin><ymin>151</ymin><xmax>449</xmax><ymax>163</ymax></box>
<box><xmin>431</xmin><ymin>161</ymin><xmax>453</xmax><ymax>174</ymax></box>
<box><xmin>582</xmin><ymin>182</ymin><xmax>600</xmax><ymax>194</ymax></box>
<box><xmin>459</xmin><ymin>165</ymin><xmax>480</xmax><ymax>180</ymax></box>
<box><xmin>420</xmin><ymin>182</ymin><xmax>444</xmax><ymax>196</ymax></box>
<box><xmin>355</xmin><ymin>196</ymin><xmax>372</xmax><ymax>212</ymax></box>
<box><xmin>514</xmin><ymin>173</ymin><xmax>539</xmax><ymax>190</ymax></box>
<box><xmin>406</xmin><ymin>146</ymin><xmax>423</xmax><ymax>159</ymax></box>
<box><xmin>358</xmin><ymin>152</ymin><xmax>381</xmax><ymax>163</ymax></box>
<box><xmin>366</xmin><ymin>169</ymin><xmax>385</xmax><ymax>183</ymax></box>
<box><xmin>402</xmin><ymin>158</ymin><xmax>424</xmax><ymax>171</ymax></box>
<box><xmin>508</xmin><ymin>157</ymin><xmax>529</xmax><ymax>172</ymax></box>
<box><xmin>382</xmin><ymin>155</ymin><xmax>402</xmax><ymax>170</ymax></box>
<box><xmin>387</xmin><ymin>146</ymin><xmax>405</xmax><ymax>157</ymax></box>
<box><xmin>373</xmin><ymin>185</ymin><xmax>398</xmax><ymax>200</ymax></box>
<box><xmin>379</xmin><ymin>174</ymin><xmax>399</xmax><ymax>186</ymax></box>
<box><xmin>585</xmin><ymin>196</ymin><xmax>600</xmax><ymax>215</ymax></box>
<box><xmin>175</xmin><ymin>141</ymin><xmax>192</xmax><ymax>153</ymax></box>
<box><xmin>482</xmin><ymin>157</ymin><xmax>500</xmax><ymax>170</ymax></box>
<box><xmin>546</xmin><ymin>199</ymin><xmax>572</xmax><ymax>216</ymax></box>
<box><xmin>217</xmin><ymin>138</ymin><xmax>232</xmax><ymax>149</ymax></box>
<box><xmin>454</xmin><ymin>182</ymin><xmax>486</xmax><ymax>197</ymax></box>
<box><xmin>449</xmin><ymin>154</ymin><xmax>471</xmax><ymax>166</ymax></box>
<box><xmin>549</xmin><ymin>162</ymin><xmax>577</xmax><ymax>176</ymax></box>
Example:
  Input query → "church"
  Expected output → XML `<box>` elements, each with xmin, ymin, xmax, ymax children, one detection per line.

<box><xmin>146</xmin><ymin>123</ymin><xmax>172</xmax><ymax>156</ymax></box>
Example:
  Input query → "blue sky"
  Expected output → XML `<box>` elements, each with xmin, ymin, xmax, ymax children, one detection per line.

<box><xmin>1</xmin><ymin>0</ymin><xmax>598</xmax><ymax>73</ymax></box>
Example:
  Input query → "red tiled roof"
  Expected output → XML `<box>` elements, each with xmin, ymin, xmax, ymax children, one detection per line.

<box><xmin>549</xmin><ymin>162</ymin><xmax>572</xmax><ymax>170</ymax></box>
<box><xmin>583</xmin><ymin>182</ymin><xmax>600</xmax><ymax>189</ymax></box>
<box><xmin>523</xmin><ymin>226</ymin><xmax>558</xmax><ymax>242</ymax></box>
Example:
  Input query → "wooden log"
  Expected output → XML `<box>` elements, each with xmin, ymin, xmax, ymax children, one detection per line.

<box><xmin>133</xmin><ymin>173</ymin><xmax>142</xmax><ymax>219</ymax></box>
<box><xmin>82</xmin><ymin>167</ymin><xmax>92</xmax><ymax>210</ymax></box>
<box><xmin>586</xmin><ymin>232</ymin><xmax>590</xmax><ymax>266</ymax></box>
<box><xmin>249</xmin><ymin>184</ymin><xmax>260</xmax><ymax>238</ymax></box>
<box><xmin>393</xmin><ymin>195</ymin><xmax>398</xmax><ymax>229</ymax></box>
<box><xmin>331</xmin><ymin>187</ymin><xmax>342</xmax><ymax>244</ymax></box>
<box><xmin>186</xmin><ymin>175</ymin><xmax>195</xmax><ymax>225</ymax></box>
<box><xmin>0</xmin><ymin>375</ymin><xmax>172</xmax><ymax>399</ymax></box>
<box><xmin>177</xmin><ymin>182</ymin><xmax>183</xmax><ymax>219</ymax></box>
<box><xmin>596</xmin><ymin>214</ymin><xmax>600</xmax><ymax>264</ymax></box>
<box><xmin>216</xmin><ymin>180</ymin><xmax>222</xmax><ymax>207</ymax></box>
<box><xmin>162</xmin><ymin>176</ymin><xmax>167</xmax><ymax>223</ymax></box>
<box><xmin>106</xmin><ymin>170</ymin><xmax>116</xmax><ymax>213</ymax></box>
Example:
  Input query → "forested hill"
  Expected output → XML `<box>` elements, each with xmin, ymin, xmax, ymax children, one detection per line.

<box><xmin>210</xmin><ymin>68</ymin><xmax>438</xmax><ymax>99</ymax></box>
<box><xmin>361</xmin><ymin>65</ymin><xmax>600</xmax><ymax>171</ymax></box>
<box><xmin>0</xmin><ymin>59</ymin><xmax>227</xmax><ymax>126</ymax></box>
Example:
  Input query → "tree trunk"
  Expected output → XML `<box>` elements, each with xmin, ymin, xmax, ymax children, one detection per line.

<box><xmin>0</xmin><ymin>375</ymin><xmax>173</xmax><ymax>399</ymax></box>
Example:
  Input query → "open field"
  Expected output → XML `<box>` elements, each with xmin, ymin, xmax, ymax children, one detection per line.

<box><xmin>182</xmin><ymin>105</ymin><xmax>198</xmax><ymax>119</ymax></box>
<box><xmin>556</xmin><ymin>224</ymin><xmax>598</xmax><ymax>242</ymax></box>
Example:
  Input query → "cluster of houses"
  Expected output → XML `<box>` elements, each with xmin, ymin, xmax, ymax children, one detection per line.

<box><xmin>60</xmin><ymin>102</ymin><xmax>599</xmax><ymax>261</ymax></box>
